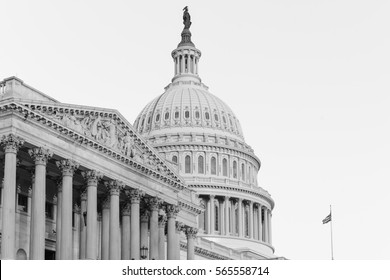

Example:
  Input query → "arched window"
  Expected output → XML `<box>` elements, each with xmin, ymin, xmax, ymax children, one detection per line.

<box><xmin>185</xmin><ymin>155</ymin><xmax>191</xmax><ymax>173</ymax></box>
<box><xmin>164</xmin><ymin>112</ymin><xmax>170</xmax><ymax>120</ymax></box>
<box><xmin>195</xmin><ymin>111</ymin><xmax>200</xmax><ymax>119</ymax></box>
<box><xmin>174</xmin><ymin>111</ymin><xmax>180</xmax><ymax>119</ymax></box>
<box><xmin>198</xmin><ymin>155</ymin><xmax>204</xmax><ymax>174</ymax></box>
<box><xmin>222</xmin><ymin>158</ymin><xmax>228</xmax><ymax>177</ymax></box>
<box><xmin>205</xmin><ymin>112</ymin><xmax>210</xmax><ymax>120</ymax></box>
<box><xmin>211</xmin><ymin>157</ymin><xmax>217</xmax><ymax>175</ymax></box>
<box><xmin>172</xmin><ymin>155</ymin><xmax>178</xmax><ymax>163</ymax></box>
<box><xmin>214</xmin><ymin>114</ymin><xmax>219</xmax><ymax>121</ymax></box>
<box><xmin>147</xmin><ymin>116</ymin><xmax>151</xmax><ymax>124</ymax></box>
<box><xmin>233</xmin><ymin>161</ymin><xmax>237</xmax><ymax>178</ymax></box>
<box><xmin>241</xmin><ymin>163</ymin><xmax>245</xmax><ymax>181</ymax></box>
<box><xmin>248</xmin><ymin>166</ymin><xmax>251</xmax><ymax>183</ymax></box>
<box><xmin>141</xmin><ymin>117</ymin><xmax>145</xmax><ymax>127</ymax></box>
<box><xmin>185</xmin><ymin>110</ymin><xmax>190</xmax><ymax>119</ymax></box>
<box><xmin>223</xmin><ymin>116</ymin><xmax>226</xmax><ymax>123</ymax></box>
<box><xmin>155</xmin><ymin>114</ymin><xmax>160</xmax><ymax>122</ymax></box>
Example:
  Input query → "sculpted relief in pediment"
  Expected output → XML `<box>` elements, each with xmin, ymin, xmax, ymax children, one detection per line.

<box><xmin>43</xmin><ymin>109</ymin><xmax>162</xmax><ymax>171</ymax></box>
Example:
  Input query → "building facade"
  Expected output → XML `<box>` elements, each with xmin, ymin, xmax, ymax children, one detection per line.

<box><xmin>0</xmin><ymin>9</ymin><xmax>278</xmax><ymax>260</ymax></box>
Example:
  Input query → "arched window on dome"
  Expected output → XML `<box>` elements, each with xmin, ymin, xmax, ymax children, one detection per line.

<box><xmin>222</xmin><ymin>158</ymin><xmax>228</xmax><ymax>177</ymax></box>
<box><xmin>155</xmin><ymin>114</ymin><xmax>160</xmax><ymax>122</ymax></box>
<box><xmin>248</xmin><ymin>166</ymin><xmax>251</xmax><ymax>183</ymax></box>
<box><xmin>172</xmin><ymin>155</ymin><xmax>178</xmax><ymax>164</ymax></box>
<box><xmin>205</xmin><ymin>112</ymin><xmax>210</xmax><ymax>120</ymax></box>
<box><xmin>233</xmin><ymin>161</ymin><xmax>237</xmax><ymax>179</ymax></box>
<box><xmin>174</xmin><ymin>111</ymin><xmax>180</xmax><ymax>119</ymax></box>
<box><xmin>141</xmin><ymin>116</ymin><xmax>145</xmax><ymax>127</ymax></box>
<box><xmin>185</xmin><ymin>110</ymin><xmax>190</xmax><ymax>119</ymax></box>
<box><xmin>211</xmin><ymin>156</ymin><xmax>217</xmax><ymax>175</ymax></box>
<box><xmin>198</xmin><ymin>155</ymin><xmax>204</xmax><ymax>174</ymax></box>
<box><xmin>195</xmin><ymin>111</ymin><xmax>200</xmax><ymax>119</ymax></box>
<box><xmin>214</xmin><ymin>114</ymin><xmax>219</xmax><ymax>122</ymax></box>
<box><xmin>241</xmin><ymin>163</ymin><xmax>245</xmax><ymax>181</ymax></box>
<box><xmin>147</xmin><ymin>116</ymin><xmax>151</xmax><ymax>124</ymax></box>
<box><xmin>185</xmin><ymin>155</ymin><xmax>191</xmax><ymax>173</ymax></box>
<box><xmin>223</xmin><ymin>116</ymin><xmax>226</xmax><ymax>124</ymax></box>
<box><xmin>164</xmin><ymin>112</ymin><xmax>170</xmax><ymax>120</ymax></box>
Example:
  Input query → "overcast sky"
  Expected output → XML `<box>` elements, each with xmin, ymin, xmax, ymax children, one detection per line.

<box><xmin>1</xmin><ymin>0</ymin><xmax>389</xmax><ymax>260</ymax></box>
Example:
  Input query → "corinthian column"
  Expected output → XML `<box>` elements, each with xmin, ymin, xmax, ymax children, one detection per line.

<box><xmin>106</xmin><ymin>180</ymin><xmax>123</xmax><ymax>260</ymax></box>
<box><xmin>0</xmin><ymin>133</ymin><xmax>24</xmax><ymax>259</ymax></box>
<box><xmin>121</xmin><ymin>203</ymin><xmax>131</xmax><ymax>260</ymax></box>
<box><xmin>79</xmin><ymin>190</ymin><xmax>87</xmax><ymax>259</ymax></box>
<box><xmin>158</xmin><ymin>215</ymin><xmax>167</xmax><ymax>260</ymax></box>
<box><xmin>165</xmin><ymin>204</ymin><xmax>180</xmax><ymax>260</ymax></box>
<box><xmin>28</xmin><ymin>147</ymin><xmax>52</xmax><ymax>259</ymax></box>
<box><xmin>185</xmin><ymin>227</ymin><xmax>198</xmax><ymax>260</ymax></box>
<box><xmin>175</xmin><ymin>222</ymin><xmax>184</xmax><ymax>260</ymax></box>
<box><xmin>129</xmin><ymin>189</ymin><xmax>143</xmax><ymax>259</ymax></box>
<box><xmin>56</xmin><ymin>159</ymin><xmax>79</xmax><ymax>260</ymax></box>
<box><xmin>82</xmin><ymin>170</ymin><xmax>103</xmax><ymax>260</ymax></box>
<box><xmin>101</xmin><ymin>198</ymin><xmax>110</xmax><ymax>260</ymax></box>
<box><xmin>147</xmin><ymin>197</ymin><xmax>162</xmax><ymax>260</ymax></box>
<box><xmin>55</xmin><ymin>181</ymin><xmax>62</xmax><ymax>259</ymax></box>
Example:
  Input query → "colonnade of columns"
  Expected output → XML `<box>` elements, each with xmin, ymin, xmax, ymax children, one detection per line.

<box><xmin>174</xmin><ymin>53</ymin><xmax>198</xmax><ymax>75</ymax></box>
<box><xmin>0</xmin><ymin>133</ymin><xmax>199</xmax><ymax>260</ymax></box>
<box><xmin>201</xmin><ymin>195</ymin><xmax>272</xmax><ymax>245</ymax></box>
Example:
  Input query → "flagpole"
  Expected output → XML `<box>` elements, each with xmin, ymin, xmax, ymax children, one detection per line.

<box><xmin>330</xmin><ymin>205</ymin><xmax>334</xmax><ymax>260</ymax></box>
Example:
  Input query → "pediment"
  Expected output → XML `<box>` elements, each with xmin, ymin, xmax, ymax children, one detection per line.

<box><xmin>1</xmin><ymin>99</ymin><xmax>186</xmax><ymax>189</ymax></box>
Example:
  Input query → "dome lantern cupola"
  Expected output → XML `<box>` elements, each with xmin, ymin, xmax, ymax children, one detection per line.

<box><xmin>171</xmin><ymin>7</ymin><xmax>202</xmax><ymax>83</ymax></box>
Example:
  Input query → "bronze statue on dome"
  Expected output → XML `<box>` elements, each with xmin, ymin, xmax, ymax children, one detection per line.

<box><xmin>183</xmin><ymin>6</ymin><xmax>191</xmax><ymax>30</ymax></box>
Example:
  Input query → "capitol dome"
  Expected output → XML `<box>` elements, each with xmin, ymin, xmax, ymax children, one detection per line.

<box><xmin>134</xmin><ymin>8</ymin><xmax>276</xmax><ymax>259</ymax></box>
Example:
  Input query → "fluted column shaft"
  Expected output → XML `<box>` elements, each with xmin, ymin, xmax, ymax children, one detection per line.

<box><xmin>185</xmin><ymin>227</ymin><xmax>198</xmax><ymax>260</ymax></box>
<box><xmin>55</xmin><ymin>183</ymin><xmax>62</xmax><ymax>259</ymax></box>
<box><xmin>263</xmin><ymin>207</ymin><xmax>269</xmax><ymax>243</ymax></box>
<box><xmin>148</xmin><ymin>197</ymin><xmax>161</xmax><ymax>260</ymax></box>
<box><xmin>238</xmin><ymin>198</ymin><xmax>243</xmax><ymax>237</ymax></box>
<box><xmin>166</xmin><ymin>205</ymin><xmax>179</xmax><ymax>260</ymax></box>
<box><xmin>209</xmin><ymin>195</ymin><xmax>215</xmax><ymax>234</ymax></box>
<box><xmin>249</xmin><ymin>201</ymin><xmax>254</xmax><ymax>239</ymax></box>
<box><xmin>224</xmin><ymin>197</ymin><xmax>230</xmax><ymax>235</ymax></box>
<box><xmin>79</xmin><ymin>191</ymin><xmax>87</xmax><ymax>259</ymax></box>
<box><xmin>130</xmin><ymin>189</ymin><xmax>142</xmax><ymax>260</ymax></box>
<box><xmin>57</xmin><ymin>159</ymin><xmax>79</xmax><ymax>260</ymax></box>
<box><xmin>121</xmin><ymin>204</ymin><xmax>131</xmax><ymax>260</ymax></box>
<box><xmin>29</xmin><ymin>147</ymin><xmax>52</xmax><ymax>260</ymax></box>
<box><xmin>101</xmin><ymin>199</ymin><xmax>110</xmax><ymax>260</ymax></box>
<box><xmin>0</xmin><ymin>134</ymin><xmax>24</xmax><ymax>260</ymax></box>
<box><xmin>83</xmin><ymin>170</ymin><xmax>102</xmax><ymax>260</ymax></box>
<box><xmin>268</xmin><ymin>210</ymin><xmax>272</xmax><ymax>245</ymax></box>
<box><xmin>175</xmin><ymin>222</ymin><xmax>184</xmax><ymax>260</ymax></box>
<box><xmin>140</xmin><ymin>211</ymin><xmax>149</xmax><ymax>259</ymax></box>
<box><xmin>107</xmin><ymin>180</ymin><xmax>123</xmax><ymax>260</ymax></box>
<box><xmin>73</xmin><ymin>205</ymin><xmax>81</xmax><ymax>259</ymax></box>
<box><xmin>158</xmin><ymin>216</ymin><xmax>167</xmax><ymax>260</ymax></box>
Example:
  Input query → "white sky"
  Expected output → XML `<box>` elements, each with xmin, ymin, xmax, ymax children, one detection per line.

<box><xmin>1</xmin><ymin>0</ymin><xmax>389</xmax><ymax>260</ymax></box>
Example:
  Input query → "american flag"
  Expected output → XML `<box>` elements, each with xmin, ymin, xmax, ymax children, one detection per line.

<box><xmin>322</xmin><ymin>213</ymin><xmax>332</xmax><ymax>224</ymax></box>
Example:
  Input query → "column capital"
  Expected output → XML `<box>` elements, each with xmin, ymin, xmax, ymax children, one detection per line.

<box><xmin>185</xmin><ymin>227</ymin><xmax>198</xmax><ymax>239</ymax></box>
<box><xmin>53</xmin><ymin>195</ymin><xmax>57</xmax><ymax>205</ymax></box>
<box><xmin>80</xmin><ymin>190</ymin><xmax>87</xmax><ymax>201</ymax></box>
<box><xmin>146</xmin><ymin>197</ymin><xmax>163</xmax><ymax>211</ymax></box>
<box><xmin>128</xmin><ymin>189</ymin><xmax>143</xmax><ymax>204</ymax></box>
<box><xmin>28</xmin><ymin>147</ymin><xmax>53</xmax><ymax>166</ymax></box>
<box><xmin>158</xmin><ymin>215</ymin><xmax>167</xmax><ymax>228</ymax></box>
<box><xmin>74</xmin><ymin>204</ymin><xmax>81</xmax><ymax>214</ymax></box>
<box><xmin>102</xmin><ymin>197</ymin><xmax>110</xmax><ymax>209</ymax></box>
<box><xmin>121</xmin><ymin>203</ymin><xmax>131</xmax><ymax>216</ymax></box>
<box><xmin>1</xmin><ymin>133</ymin><xmax>24</xmax><ymax>154</ymax></box>
<box><xmin>105</xmin><ymin>180</ymin><xmax>124</xmax><ymax>196</ymax></box>
<box><xmin>175</xmin><ymin>221</ymin><xmax>185</xmax><ymax>232</ymax></box>
<box><xmin>140</xmin><ymin>210</ymin><xmax>150</xmax><ymax>222</ymax></box>
<box><xmin>165</xmin><ymin>204</ymin><xmax>180</xmax><ymax>218</ymax></box>
<box><xmin>56</xmin><ymin>159</ymin><xmax>79</xmax><ymax>177</ymax></box>
<box><xmin>81</xmin><ymin>170</ymin><xmax>103</xmax><ymax>185</ymax></box>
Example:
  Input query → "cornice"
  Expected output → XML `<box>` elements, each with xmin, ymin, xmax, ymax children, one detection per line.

<box><xmin>0</xmin><ymin>101</ymin><xmax>188</xmax><ymax>193</ymax></box>
<box><xmin>188</xmin><ymin>183</ymin><xmax>275</xmax><ymax>209</ymax></box>
<box><xmin>179</xmin><ymin>242</ymin><xmax>231</xmax><ymax>260</ymax></box>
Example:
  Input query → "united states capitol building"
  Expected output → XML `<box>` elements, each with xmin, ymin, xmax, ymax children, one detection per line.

<box><xmin>0</xmin><ymin>8</ymin><xmax>282</xmax><ymax>260</ymax></box>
